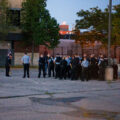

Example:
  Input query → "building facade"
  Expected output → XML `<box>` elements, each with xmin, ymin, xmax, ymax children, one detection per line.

<box><xmin>0</xmin><ymin>0</ymin><xmax>120</xmax><ymax>66</ymax></box>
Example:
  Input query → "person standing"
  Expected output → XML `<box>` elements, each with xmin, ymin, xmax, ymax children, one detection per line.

<box><xmin>98</xmin><ymin>55</ymin><xmax>105</xmax><ymax>80</ymax></box>
<box><xmin>21</xmin><ymin>52</ymin><xmax>30</xmax><ymax>78</ymax></box>
<box><xmin>44</xmin><ymin>55</ymin><xmax>48</xmax><ymax>75</ymax></box>
<box><xmin>71</xmin><ymin>55</ymin><xmax>80</xmax><ymax>80</ymax></box>
<box><xmin>66</xmin><ymin>56</ymin><xmax>72</xmax><ymax>78</ymax></box>
<box><xmin>48</xmin><ymin>56</ymin><xmax>54</xmax><ymax>77</ymax></box>
<box><xmin>5</xmin><ymin>53</ymin><xmax>12</xmax><ymax>77</ymax></box>
<box><xmin>60</xmin><ymin>57</ymin><xmax>67</xmax><ymax>79</ymax></box>
<box><xmin>55</xmin><ymin>54</ymin><xmax>62</xmax><ymax>79</ymax></box>
<box><xmin>89</xmin><ymin>54</ymin><xmax>97</xmax><ymax>80</ymax></box>
<box><xmin>81</xmin><ymin>56</ymin><xmax>89</xmax><ymax>81</ymax></box>
<box><xmin>38</xmin><ymin>54</ymin><xmax>46</xmax><ymax>78</ymax></box>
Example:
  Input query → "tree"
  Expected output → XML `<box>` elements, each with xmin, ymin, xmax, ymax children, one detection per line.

<box><xmin>21</xmin><ymin>0</ymin><xmax>59</xmax><ymax>65</ymax></box>
<box><xmin>73</xmin><ymin>28</ymin><xmax>103</xmax><ymax>56</ymax></box>
<box><xmin>0</xmin><ymin>0</ymin><xmax>10</xmax><ymax>41</ymax></box>
<box><xmin>76</xmin><ymin>7</ymin><xmax>108</xmax><ymax>33</ymax></box>
<box><xmin>75</xmin><ymin>5</ymin><xmax>120</xmax><ymax>57</ymax></box>
<box><xmin>112</xmin><ymin>5</ymin><xmax>120</xmax><ymax>57</ymax></box>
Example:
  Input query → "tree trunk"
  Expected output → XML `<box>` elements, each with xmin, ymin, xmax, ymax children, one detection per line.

<box><xmin>114</xmin><ymin>45</ymin><xmax>117</xmax><ymax>58</ymax></box>
<box><xmin>31</xmin><ymin>40</ymin><xmax>34</xmax><ymax>66</ymax></box>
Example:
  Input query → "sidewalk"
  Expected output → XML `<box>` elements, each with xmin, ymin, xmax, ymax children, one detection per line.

<box><xmin>0</xmin><ymin>68</ymin><xmax>120</xmax><ymax>120</ymax></box>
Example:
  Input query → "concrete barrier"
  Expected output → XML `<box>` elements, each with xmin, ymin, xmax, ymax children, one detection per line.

<box><xmin>105</xmin><ymin>67</ymin><xmax>113</xmax><ymax>81</ymax></box>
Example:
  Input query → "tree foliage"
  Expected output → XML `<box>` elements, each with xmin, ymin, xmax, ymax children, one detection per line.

<box><xmin>21</xmin><ymin>0</ymin><xmax>59</xmax><ymax>48</ymax></box>
<box><xmin>76</xmin><ymin>7</ymin><xmax>108</xmax><ymax>33</ymax></box>
<box><xmin>0</xmin><ymin>0</ymin><xmax>10</xmax><ymax>41</ymax></box>
<box><xmin>75</xmin><ymin>5</ymin><xmax>120</xmax><ymax>46</ymax></box>
<box><xmin>112</xmin><ymin>4</ymin><xmax>120</xmax><ymax>45</ymax></box>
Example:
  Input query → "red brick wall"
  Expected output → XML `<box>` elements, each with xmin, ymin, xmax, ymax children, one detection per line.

<box><xmin>14</xmin><ymin>41</ymin><xmax>39</xmax><ymax>53</ymax></box>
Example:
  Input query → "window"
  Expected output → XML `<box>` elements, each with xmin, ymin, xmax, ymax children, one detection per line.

<box><xmin>7</xmin><ymin>8</ymin><xmax>21</xmax><ymax>27</ymax></box>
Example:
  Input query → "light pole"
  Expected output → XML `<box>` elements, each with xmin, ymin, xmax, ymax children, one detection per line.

<box><xmin>105</xmin><ymin>0</ymin><xmax>113</xmax><ymax>81</ymax></box>
<box><xmin>108</xmin><ymin>0</ymin><xmax>112</xmax><ymax>65</ymax></box>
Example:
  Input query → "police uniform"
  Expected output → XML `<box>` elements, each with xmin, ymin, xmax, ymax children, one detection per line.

<box><xmin>66</xmin><ymin>57</ymin><xmax>72</xmax><ymax>78</ymax></box>
<box><xmin>5</xmin><ymin>55</ymin><xmax>12</xmax><ymax>77</ymax></box>
<box><xmin>21</xmin><ymin>54</ymin><xmax>30</xmax><ymax>78</ymax></box>
<box><xmin>89</xmin><ymin>57</ymin><xmax>97</xmax><ymax>79</ymax></box>
<box><xmin>71</xmin><ymin>57</ymin><xmax>80</xmax><ymax>80</ymax></box>
<box><xmin>48</xmin><ymin>57</ymin><xmax>54</xmax><ymax>77</ymax></box>
<box><xmin>81</xmin><ymin>59</ymin><xmax>89</xmax><ymax>81</ymax></box>
<box><xmin>38</xmin><ymin>56</ymin><xmax>46</xmax><ymax>78</ymax></box>
<box><xmin>98</xmin><ymin>58</ymin><xmax>105</xmax><ymax>80</ymax></box>
<box><xmin>44</xmin><ymin>55</ymin><xmax>48</xmax><ymax>75</ymax></box>
<box><xmin>55</xmin><ymin>56</ymin><xmax>62</xmax><ymax>79</ymax></box>
<box><xmin>60</xmin><ymin>58</ymin><xmax>67</xmax><ymax>79</ymax></box>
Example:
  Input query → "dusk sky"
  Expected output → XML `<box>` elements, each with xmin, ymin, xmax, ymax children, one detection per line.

<box><xmin>47</xmin><ymin>0</ymin><xmax>119</xmax><ymax>30</ymax></box>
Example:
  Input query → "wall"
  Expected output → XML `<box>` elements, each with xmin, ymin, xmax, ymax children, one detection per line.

<box><xmin>14</xmin><ymin>52</ymin><xmax>39</xmax><ymax>66</ymax></box>
<box><xmin>8</xmin><ymin>0</ymin><xmax>23</xmax><ymax>8</ymax></box>
<box><xmin>0</xmin><ymin>41</ymin><xmax>11</xmax><ymax>49</ymax></box>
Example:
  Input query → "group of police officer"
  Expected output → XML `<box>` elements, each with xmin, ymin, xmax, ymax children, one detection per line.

<box><xmin>37</xmin><ymin>53</ymin><xmax>117</xmax><ymax>81</ymax></box>
<box><xmin>5</xmin><ymin>52</ymin><xmax>118</xmax><ymax>80</ymax></box>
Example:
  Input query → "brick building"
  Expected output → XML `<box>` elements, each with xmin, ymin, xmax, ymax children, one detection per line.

<box><xmin>0</xmin><ymin>0</ymin><xmax>120</xmax><ymax>66</ymax></box>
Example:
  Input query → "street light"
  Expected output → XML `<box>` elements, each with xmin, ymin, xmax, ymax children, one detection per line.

<box><xmin>105</xmin><ymin>0</ymin><xmax>113</xmax><ymax>81</ymax></box>
<box><xmin>108</xmin><ymin>0</ymin><xmax>112</xmax><ymax>65</ymax></box>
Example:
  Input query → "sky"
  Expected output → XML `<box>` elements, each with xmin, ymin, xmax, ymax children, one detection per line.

<box><xmin>47</xmin><ymin>0</ymin><xmax>119</xmax><ymax>30</ymax></box>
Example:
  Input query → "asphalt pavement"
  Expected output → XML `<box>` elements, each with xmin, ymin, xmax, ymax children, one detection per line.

<box><xmin>0</xmin><ymin>68</ymin><xmax>120</xmax><ymax>120</ymax></box>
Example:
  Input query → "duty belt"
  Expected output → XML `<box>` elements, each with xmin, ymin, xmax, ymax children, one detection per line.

<box><xmin>56</xmin><ymin>62</ymin><xmax>60</xmax><ymax>65</ymax></box>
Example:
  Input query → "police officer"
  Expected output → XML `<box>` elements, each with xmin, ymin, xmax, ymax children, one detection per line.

<box><xmin>89</xmin><ymin>54</ymin><xmax>97</xmax><ymax>80</ymax></box>
<box><xmin>55</xmin><ymin>54</ymin><xmax>62</xmax><ymax>79</ymax></box>
<box><xmin>38</xmin><ymin>54</ymin><xmax>46</xmax><ymax>78</ymax></box>
<box><xmin>21</xmin><ymin>52</ymin><xmax>30</xmax><ymax>78</ymax></box>
<box><xmin>60</xmin><ymin>57</ymin><xmax>67</xmax><ymax>79</ymax></box>
<box><xmin>44</xmin><ymin>54</ymin><xmax>48</xmax><ymax>75</ymax></box>
<box><xmin>71</xmin><ymin>55</ymin><xmax>80</xmax><ymax>80</ymax></box>
<box><xmin>48</xmin><ymin>56</ymin><xmax>54</xmax><ymax>77</ymax></box>
<box><xmin>98</xmin><ymin>55</ymin><xmax>105</xmax><ymax>80</ymax></box>
<box><xmin>66</xmin><ymin>56</ymin><xmax>72</xmax><ymax>78</ymax></box>
<box><xmin>112</xmin><ymin>59</ymin><xmax>118</xmax><ymax>80</ymax></box>
<box><xmin>5</xmin><ymin>53</ymin><xmax>12</xmax><ymax>77</ymax></box>
<box><xmin>81</xmin><ymin>55</ymin><xmax>89</xmax><ymax>81</ymax></box>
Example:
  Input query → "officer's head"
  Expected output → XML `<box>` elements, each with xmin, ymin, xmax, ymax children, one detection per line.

<box><xmin>90</xmin><ymin>54</ymin><xmax>94</xmax><ymax>58</ymax></box>
<box><xmin>100</xmin><ymin>54</ymin><xmax>104</xmax><ymax>59</ymax></box>
<box><xmin>83</xmin><ymin>53</ymin><xmax>87</xmax><ymax>58</ymax></box>
<box><xmin>48</xmin><ymin>54</ymin><xmax>50</xmax><ymax>57</ymax></box>
<box><xmin>83</xmin><ymin>56</ymin><xmax>87</xmax><ymax>60</ymax></box>
<box><xmin>24</xmin><ymin>52</ymin><xmax>27</xmax><ymax>55</ymax></box>
<box><xmin>40</xmin><ymin>54</ymin><xmax>43</xmax><ymax>57</ymax></box>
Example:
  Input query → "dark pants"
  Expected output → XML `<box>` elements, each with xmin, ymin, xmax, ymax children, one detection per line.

<box><xmin>5</xmin><ymin>65</ymin><xmax>10</xmax><ymax>76</ymax></box>
<box><xmin>71</xmin><ymin>66</ymin><xmax>78</xmax><ymax>80</ymax></box>
<box><xmin>98</xmin><ymin>67</ymin><xmax>105</xmax><ymax>80</ymax></box>
<box><xmin>81</xmin><ymin>67</ymin><xmax>89</xmax><ymax>81</ymax></box>
<box><xmin>38</xmin><ymin>64</ymin><xmax>45</xmax><ymax>78</ymax></box>
<box><xmin>67</xmin><ymin>65</ymin><xmax>71</xmax><ymax>78</ymax></box>
<box><xmin>60</xmin><ymin>67</ymin><xmax>67</xmax><ymax>79</ymax></box>
<box><xmin>89</xmin><ymin>64</ymin><xmax>97</xmax><ymax>79</ymax></box>
<box><xmin>48</xmin><ymin>65</ymin><xmax>54</xmax><ymax>77</ymax></box>
<box><xmin>23</xmin><ymin>64</ymin><xmax>29</xmax><ymax>78</ymax></box>
<box><xmin>55</xmin><ymin>64</ymin><xmax>61</xmax><ymax>78</ymax></box>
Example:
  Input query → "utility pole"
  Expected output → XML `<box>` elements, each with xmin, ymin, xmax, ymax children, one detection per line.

<box><xmin>105</xmin><ymin>0</ymin><xmax>113</xmax><ymax>81</ymax></box>
<box><xmin>108</xmin><ymin>0</ymin><xmax>112</xmax><ymax>66</ymax></box>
